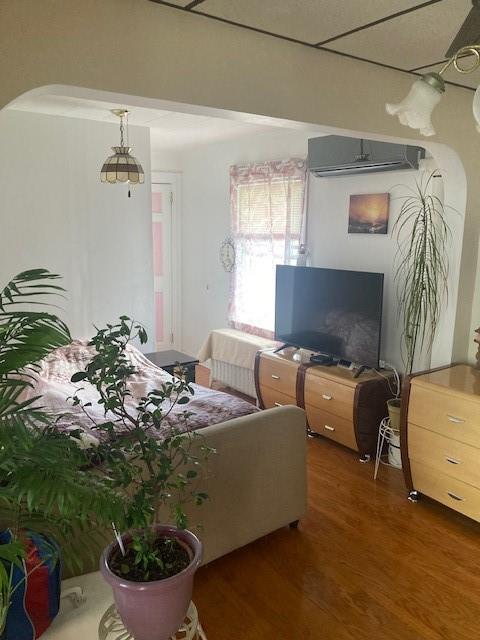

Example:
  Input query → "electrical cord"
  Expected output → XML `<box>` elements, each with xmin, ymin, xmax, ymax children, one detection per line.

<box><xmin>373</xmin><ymin>361</ymin><xmax>401</xmax><ymax>398</ymax></box>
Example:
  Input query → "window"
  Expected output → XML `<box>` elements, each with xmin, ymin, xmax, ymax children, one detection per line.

<box><xmin>228</xmin><ymin>159</ymin><xmax>307</xmax><ymax>338</ymax></box>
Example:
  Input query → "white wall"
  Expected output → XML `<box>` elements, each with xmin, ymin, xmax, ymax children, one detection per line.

<box><xmin>177</xmin><ymin>128</ymin><xmax>316</xmax><ymax>355</ymax></box>
<box><xmin>151</xmin><ymin>149</ymin><xmax>183</xmax><ymax>173</ymax></box>
<box><xmin>177</xmin><ymin>131</ymin><xmax>457</xmax><ymax>372</ymax></box>
<box><xmin>0</xmin><ymin>110</ymin><xmax>155</xmax><ymax>349</ymax></box>
<box><xmin>308</xmin><ymin>169</ymin><xmax>426</xmax><ymax>371</ymax></box>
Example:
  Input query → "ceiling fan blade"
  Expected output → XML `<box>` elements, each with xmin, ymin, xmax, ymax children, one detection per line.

<box><xmin>446</xmin><ymin>0</ymin><xmax>480</xmax><ymax>58</ymax></box>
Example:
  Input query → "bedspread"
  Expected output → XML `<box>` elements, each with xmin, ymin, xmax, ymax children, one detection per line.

<box><xmin>20</xmin><ymin>340</ymin><xmax>257</xmax><ymax>442</ymax></box>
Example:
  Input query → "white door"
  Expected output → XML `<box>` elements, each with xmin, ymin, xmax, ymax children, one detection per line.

<box><xmin>152</xmin><ymin>182</ymin><xmax>173</xmax><ymax>350</ymax></box>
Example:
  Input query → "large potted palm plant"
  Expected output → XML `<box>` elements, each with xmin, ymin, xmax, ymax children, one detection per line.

<box><xmin>70</xmin><ymin>318</ymin><xmax>213</xmax><ymax>640</ymax></box>
<box><xmin>389</xmin><ymin>171</ymin><xmax>452</xmax><ymax>426</ymax></box>
<box><xmin>0</xmin><ymin>270</ymin><xmax>123</xmax><ymax>640</ymax></box>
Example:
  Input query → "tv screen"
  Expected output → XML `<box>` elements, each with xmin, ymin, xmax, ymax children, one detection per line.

<box><xmin>275</xmin><ymin>265</ymin><xmax>384</xmax><ymax>368</ymax></box>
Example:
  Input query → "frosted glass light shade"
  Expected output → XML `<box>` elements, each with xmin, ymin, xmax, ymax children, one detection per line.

<box><xmin>100</xmin><ymin>146</ymin><xmax>145</xmax><ymax>184</ymax></box>
<box><xmin>472</xmin><ymin>85</ymin><xmax>480</xmax><ymax>133</ymax></box>
<box><xmin>386</xmin><ymin>74</ymin><xmax>444</xmax><ymax>137</ymax></box>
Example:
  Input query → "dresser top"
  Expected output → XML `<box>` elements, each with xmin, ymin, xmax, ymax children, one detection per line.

<box><xmin>412</xmin><ymin>364</ymin><xmax>480</xmax><ymax>400</ymax></box>
<box><xmin>306</xmin><ymin>362</ymin><xmax>381</xmax><ymax>387</ymax></box>
<box><xmin>260</xmin><ymin>349</ymin><xmax>385</xmax><ymax>387</ymax></box>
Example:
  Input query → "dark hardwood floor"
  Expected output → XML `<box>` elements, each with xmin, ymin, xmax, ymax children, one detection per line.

<box><xmin>193</xmin><ymin>437</ymin><xmax>480</xmax><ymax>639</ymax></box>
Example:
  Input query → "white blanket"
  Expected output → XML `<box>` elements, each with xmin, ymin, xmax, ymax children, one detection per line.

<box><xmin>198</xmin><ymin>328</ymin><xmax>277</xmax><ymax>371</ymax></box>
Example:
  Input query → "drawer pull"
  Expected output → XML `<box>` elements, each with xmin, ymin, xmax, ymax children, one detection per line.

<box><xmin>445</xmin><ymin>456</ymin><xmax>461</xmax><ymax>465</ymax></box>
<box><xmin>324</xmin><ymin>425</ymin><xmax>335</xmax><ymax>432</ymax></box>
<box><xmin>274</xmin><ymin>402</ymin><xmax>283</xmax><ymax>407</ymax></box>
<box><xmin>447</xmin><ymin>491</ymin><xmax>465</xmax><ymax>502</ymax></box>
<box><xmin>447</xmin><ymin>414</ymin><xmax>465</xmax><ymax>424</ymax></box>
<box><xmin>271</xmin><ymin>374</ymin><xmax>280</xmax><ymax>380</ymax></box>
<box><xmin>322</xmin><ymin>394</ymin><xmax>333</xmax><ymax>400</ymax></box>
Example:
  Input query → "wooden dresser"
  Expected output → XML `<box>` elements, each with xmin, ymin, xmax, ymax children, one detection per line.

<box><xmin>255</xmin><ymin>349</ymin><xmax>393</xmax><ymax>460</ymax></box>
<box><xmin>402</xmin><ymin>364</ymin><xmax>480</xmax><ymax>522</ymax></box>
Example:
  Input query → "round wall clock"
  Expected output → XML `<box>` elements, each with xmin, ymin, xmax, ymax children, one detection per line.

<box><xmin>220</xmin><ymin>237</ymin><xmax>236</xmax><ymax>272</ymax></box>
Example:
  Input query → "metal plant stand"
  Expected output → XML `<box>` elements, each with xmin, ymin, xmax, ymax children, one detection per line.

<box><xmin>98</xmin><ymin>602</ymin><xmax>207</xmax><ymax>640</ymax></box>
<box><xmin>374</xmin><ymin>417</ymin><xmax>402</xmax><ymax>480</ymax></box>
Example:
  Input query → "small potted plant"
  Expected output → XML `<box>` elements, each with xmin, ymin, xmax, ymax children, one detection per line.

<box><xmin>71</xmin><ymin>318</ymin><xmax>213</xmax><ymax>640</ymax></box>
<box><xmin>0</xmin><ymin>270</ymin><xmax>123</xmax><ymax>640</ymax></box>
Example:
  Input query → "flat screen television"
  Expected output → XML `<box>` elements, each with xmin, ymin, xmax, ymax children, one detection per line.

<box><xmin>275</xmin><ymin>265</ymin><xmax>384</xmax><ymax>368</ymax></box>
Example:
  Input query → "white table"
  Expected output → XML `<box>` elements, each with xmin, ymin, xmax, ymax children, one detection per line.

<box><xmin>42</xmin><ymin>571</ymin><xmax>206</xmax><ymax>640</ymax></box>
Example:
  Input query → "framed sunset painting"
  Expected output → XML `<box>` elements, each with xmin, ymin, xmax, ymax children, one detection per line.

<box><xmin>348</xmin><ymin>193</ymin><xmax>390</xmax><ymax>234</ymax></box>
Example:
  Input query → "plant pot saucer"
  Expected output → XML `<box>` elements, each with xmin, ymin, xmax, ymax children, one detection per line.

<box><xmin>98</xmin><ymin>601</ymin><xmax>207</xmax><ymax>640</ymax></box>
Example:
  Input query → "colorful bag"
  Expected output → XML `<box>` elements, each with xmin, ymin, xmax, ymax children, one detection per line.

<box><xmin>0</xmin><ymin>530</ymin><xmax>61</xmax><ymax>640</ymax></box>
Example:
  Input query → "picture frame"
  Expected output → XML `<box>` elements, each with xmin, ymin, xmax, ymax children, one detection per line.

<box><xmin>348</xmin><ymin>193</ymin><xmax>390</xmax><ymax>234</ymax></box>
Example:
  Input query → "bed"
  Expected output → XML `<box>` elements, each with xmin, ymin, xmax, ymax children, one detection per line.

<box><xmin>23</xmin><ymin>341</ymin><xmax>307</xmax><ymax>568</ymax></box>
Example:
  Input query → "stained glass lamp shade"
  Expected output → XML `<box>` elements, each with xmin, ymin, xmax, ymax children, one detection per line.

<box><xmin>100</xmin><ymin>109</ymin><xmax>144</xmax><ymax>186</ymax></box>
<box><xmin>100</xmin><ymin>146</ymin><xmax>145</xmax><ymax>184</ymax></box>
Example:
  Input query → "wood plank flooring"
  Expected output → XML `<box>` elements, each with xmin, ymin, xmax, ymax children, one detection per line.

<box><xmin>193</xmin><ymin>437</ymin><xmax>480</xmax><ymax>639</ymax></box>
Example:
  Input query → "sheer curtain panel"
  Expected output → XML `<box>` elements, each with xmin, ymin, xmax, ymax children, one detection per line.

<box><xmin>228</xmin><ymin>158</ymin><xmax>307</xmax><ymax>338</ymax></box>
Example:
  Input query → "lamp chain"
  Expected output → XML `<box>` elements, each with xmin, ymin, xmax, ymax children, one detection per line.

<box><xmin>119</xmin><ymin>114</ymin><xmax>125</xmax><ymax>147</ymax></box>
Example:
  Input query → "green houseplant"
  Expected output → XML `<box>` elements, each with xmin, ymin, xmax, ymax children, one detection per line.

<box><xmin>70</xmin><ymin>317</ymin><xmax>213</xmax><ymax>640</ymax></box>
<box><xmin>0</xmin><ymin>270</ymin><xmax>123</xmax><ymax>639</ymax></box>
<box><xmin>389</xmin><ymin>172</ymin><xmax>452</xmax><ymax>426</ymax></box>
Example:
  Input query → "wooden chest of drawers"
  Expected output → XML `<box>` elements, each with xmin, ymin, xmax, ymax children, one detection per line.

<box><xmin>303</xmin><ymin>366</ymin><xmax>393</xmax><ymax>457</ymax></box>
<box><xmin>255</xmin><ymin>349</ymin><xmax>393</xmax><ymax>459</ymax></box>
<box><xmin>403</xmin><ymin>364</ymin><xmax>480</xmax><ymax>522</ymax></box>
<box><xmin>257</xmin><ymin>353</ymin><xmax>299</xmax><ymax>407</ymax></box>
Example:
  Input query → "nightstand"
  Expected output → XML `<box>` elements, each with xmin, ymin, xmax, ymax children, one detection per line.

<box><xmin>145</xmin><ymin>350</ymin><xmax>199</xmax><ymax>383</ymax></box>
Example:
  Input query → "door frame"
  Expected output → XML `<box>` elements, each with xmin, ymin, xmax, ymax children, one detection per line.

<box><xmin>151</xmin><ymin>171</ymin><xmax>182</xmax><ymax>350</ymax></box>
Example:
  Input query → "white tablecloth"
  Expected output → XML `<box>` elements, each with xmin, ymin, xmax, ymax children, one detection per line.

<box><xmin>197</xmin><ymin>328</ymin><xmax>277</xmax><ymax>370</ymax></box>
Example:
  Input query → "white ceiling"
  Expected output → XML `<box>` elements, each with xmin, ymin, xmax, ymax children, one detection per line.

<box><xmin>9</xmin><ymin>95</ymin><xmax>175</xmax><ymax>126</ymax></box>
<box><xmin>7</xmin><ymin>93</ymin><xmax>282</xmax><ymax>151</ymax></box>
<box><xmin>192</xmin><ymin>0</ymin><xmax>423</xmax><ymax>45</ymax></box>
<box><xmin>148</xmin><ymin>112</ymin><xmax>275</xmax><ymax>150</ymax></box>
<box><xmin>152</xmin><ymin>0</ymin><xmax>478</xmax><ymax>88</ymax></box>
<box><xmin>328</xmin><ymin>0</ymin><xmax>472</xmax><ymax>70</ymax></box>
<box><xmin>10</xmin><ymin>1</ymin><xmax>477</xmax><ymax>144</ymax></box>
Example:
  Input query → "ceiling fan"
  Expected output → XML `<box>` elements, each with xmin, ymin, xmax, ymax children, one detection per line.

<box><xmin>446</xmin><ymin>0</ymin><xmax>480</xmax><ymax>57</ymax></box>
<box><xmin>386</xmin><ymin>0</ymin><xmax>480</xmax><ymax>137</ymax></box>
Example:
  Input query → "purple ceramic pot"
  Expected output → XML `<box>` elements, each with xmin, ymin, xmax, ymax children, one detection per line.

<box><xmin>100</xmin><ymin>525</ymin><xmax>202</xmax><ymax>640</ymax></box>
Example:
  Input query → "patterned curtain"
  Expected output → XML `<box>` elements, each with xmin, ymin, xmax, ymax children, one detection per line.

<box><xmin>228</xmin><ymin>158</ymin><xmax>307</xmax><ymax>338</ymax></box>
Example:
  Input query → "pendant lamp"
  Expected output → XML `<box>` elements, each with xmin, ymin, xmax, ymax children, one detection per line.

<box><xmin>100</xmin><ymin>109</ymin><xmax>144</xmax><ymax>197</ymax></box>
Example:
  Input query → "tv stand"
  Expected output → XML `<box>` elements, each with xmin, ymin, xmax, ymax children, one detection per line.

<box><xmin>254</xmin><ymin>349</ymin><xmax>394</xmax><ymax>458</ymax></box>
